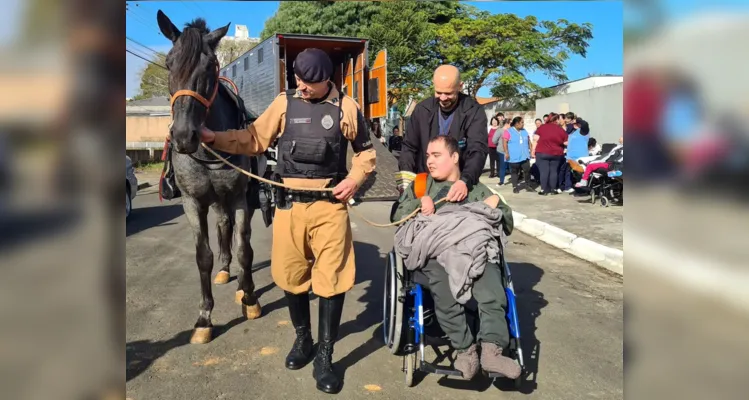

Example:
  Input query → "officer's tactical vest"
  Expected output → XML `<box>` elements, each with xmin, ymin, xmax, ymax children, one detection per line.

<box><xmin>276</xmin><ymin>89</ymin><xmax>348</xmax><ymax>181</ymax></box>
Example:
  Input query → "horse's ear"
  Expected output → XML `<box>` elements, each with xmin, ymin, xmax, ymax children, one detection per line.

<box><xmin>205</xmin><ymin>23</ymin><xmax>230</xmax><ymax>50</ymax></box>
<box><xmin>157</xmin><ymin>10</ymin><xmax>181</xmax><ymax>43</ymax></box>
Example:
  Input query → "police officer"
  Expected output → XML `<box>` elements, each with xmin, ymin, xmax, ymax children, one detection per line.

<box><xmin>201</xmin><ymin>48</ymin><xmax>376</xmax><ymax>394</ymax></box>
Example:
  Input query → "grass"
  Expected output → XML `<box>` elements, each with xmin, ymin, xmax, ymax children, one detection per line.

<box><xmin>137</xmin><ymin>161</ymin><xmax>164</xmax><ymax>173</ymax></box>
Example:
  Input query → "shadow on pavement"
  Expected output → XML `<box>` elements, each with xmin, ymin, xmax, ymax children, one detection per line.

<box><xmin>126</xmin><ymin>316</ymin><xmax>245</xmax><ymax>382</ymax></box>
<box><xmin>335</xmin><ymin>241</ymin><xmax>387</xmax><ymax>391</ymax></box>
<box><xmin>126</xmin><ymin>204</ymin><xmax>184</xmax><ymax>237</ymax></box>
<box><xmin>493</xmin><ymin>262</ymin><xmax>546</xmax><ymax>394</ymax></box>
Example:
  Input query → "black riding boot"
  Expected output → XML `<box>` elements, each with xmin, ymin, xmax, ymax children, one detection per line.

<box><xmin>284</xmin><ymin>291</ymin><xmax>314</xmax><ymax>370</ymax></box>
<box><xmin>313</xmin><ymin>293</ymin><xmax>345</xmax><ymax>394</ymax></box>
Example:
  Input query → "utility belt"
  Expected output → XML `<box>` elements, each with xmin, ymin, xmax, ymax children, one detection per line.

<box><xmin>273</xmin><ymin>174</ymin><xmax>343</xmax><ymax>209</ymax></box>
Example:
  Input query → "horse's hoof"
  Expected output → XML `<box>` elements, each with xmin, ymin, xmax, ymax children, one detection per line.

<box><xmin>235</xmin><ymin>290</ymin><xmax>244</xmax><ymax>305</ymax></box>
<box><xmin>214</xmin><ymin>271</ymin><xmax>230</xmax><ymax>285</ymax></box>
<box><xmin>190</xmin><ymin>327</ymin><xmax>212</xmax><ymax>344</ymax></box>
<box><xmin>242</xmin><ymin>302</ymin><xmax>262</xmax><ymax>320</ymax></box>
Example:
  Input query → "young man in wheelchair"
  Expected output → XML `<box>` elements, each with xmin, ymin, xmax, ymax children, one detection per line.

<box><xmin>390</xmin><ymin>135</ymin><xmax>521</xmax><ymax>380</ymax></box>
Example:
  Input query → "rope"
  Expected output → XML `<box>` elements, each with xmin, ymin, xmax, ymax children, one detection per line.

<box><xmin>200</xmin><ymin>143</ymin><xmax>445</xmax><ymax>227</ymax></box>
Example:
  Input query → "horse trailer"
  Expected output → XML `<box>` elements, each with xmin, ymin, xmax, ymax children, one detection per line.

<box><xmin>220</xmin><ymin>33</ymin><xmax>388</xmax><ymax>124</ymax></box>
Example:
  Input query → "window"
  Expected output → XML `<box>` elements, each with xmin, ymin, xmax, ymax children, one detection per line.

<box><xmin>258</xmin><ymin>48</ymin><xmax>264</xmax><ymax>64</ymax></box>
<box><xmin>368</xmin><ymin>78</ymin><xmax>380</xmax><ymax>103</ymax></box>
<box><xmin>353</xmin><ymin>81</ymin><xmax>359</xmax><ymax>103</ymax></box>
<box><xmin>244</xmin><ymin>56</ymin><xmax>249</xmax><ymax>71</ymax></box>
<box><xmin>222</xmin><ymin>70</ymin><xmax>227</xmax><ymax>77</ymax></box>
<box><xmin>232</xmin><ymin>64</ymin><xmax>236</xmax><ymax>78</ymax></box>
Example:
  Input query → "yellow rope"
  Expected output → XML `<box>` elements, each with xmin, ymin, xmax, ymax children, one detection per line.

<box><xmin>201</xmin><ymin>143</ymin><xmax>444</xmax><ymax>227</ymax></box>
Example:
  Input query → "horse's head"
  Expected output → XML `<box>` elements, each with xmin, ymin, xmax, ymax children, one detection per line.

<box><xmin>157</xmin><ymin>10</ymin><xmax>229</xmax><ymax>154</ymax></box>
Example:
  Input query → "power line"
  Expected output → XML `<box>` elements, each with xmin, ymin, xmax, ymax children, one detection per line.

<box><xmin>126</xmin><ymin>49</ymin><xmax>167</xmax><ymax>70</ymax></box>
<box><xmin>127</xmin><ymin>9</ymin><xmax>162</xmax><ymax>36</ymax></box>
<box><xmin>126</xmin><ymin>36</ymin><xmax>167</xmax><ymax>58</ymax></box>
<box><xmin>180</xmin><ymin>1</ymin><xmax>206</xmax><ymax>17</ymax></box>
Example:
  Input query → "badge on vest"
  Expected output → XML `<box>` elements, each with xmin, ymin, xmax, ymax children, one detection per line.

<box><xmin>291</xmin><ymin>118</ymin><xmax>311</xmax><ymax>124</ymax></box>
<box><xmin>321</xmin><ymin>114</ymin><xmax>334</xmax><ymax>130</ymax></box>
<box><xmin>458</xmin><ymin>138</ymin><xmax>467</xmax><ymax>150</ymax></box>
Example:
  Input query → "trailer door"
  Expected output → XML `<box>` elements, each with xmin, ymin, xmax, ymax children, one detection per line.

<box><xmin>353</xmin><ymin>53</ymin><xmax>365</xmax><ymax>110</ymax></box>
<box><xmin>342</xmin><ymin>58</ymin><xmax>354</xmax><ymax>98</ymax></box>
<box><xmin>367</xmin><ymin>49</ymin><xmax>388</xmax><ymax>119</ymax></box>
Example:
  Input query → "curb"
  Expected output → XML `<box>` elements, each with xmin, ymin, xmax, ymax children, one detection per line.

<box><xmin>491</xmin><ymin>187</ymin><xmax>623</xmax><ymax>275</ymax></box>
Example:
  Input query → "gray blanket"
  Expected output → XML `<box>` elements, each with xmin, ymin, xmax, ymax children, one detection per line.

<box><xmin>394</xmin><ymin>202</ymin><xmax>506</xmax><ymax>304</ymax></box>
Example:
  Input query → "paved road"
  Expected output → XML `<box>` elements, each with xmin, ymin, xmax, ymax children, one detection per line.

<box><xmin>126</xmin><ymin>187</ymin><xmax>623</xmax><ymax>400</ymax></box>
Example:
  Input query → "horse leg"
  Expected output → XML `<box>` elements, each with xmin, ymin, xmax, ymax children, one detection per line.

<box><xmin>184</xmin><ymin>196</ymin><xmax>215</xmax><ymax>344</ymax></box>
<box><xmin>234</xmin><ymin>195</ymin><xmax>262</xmax><ymax>318</ymax></box>
<box><xmin>211</xmin><ymin>201</ymin><xmax>233</xmax><ymax>285</ymax></box>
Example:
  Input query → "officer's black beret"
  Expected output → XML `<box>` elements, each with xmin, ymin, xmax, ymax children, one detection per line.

<box><xmin>293</xmin><ymin>48</ymin><xmax>333</xmax><ymax>83</ymax></box>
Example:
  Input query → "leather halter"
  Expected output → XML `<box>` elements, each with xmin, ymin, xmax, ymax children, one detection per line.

<box><xmin>169</xmin><ymin>63</ymin><xmax>221</xmax><ymax>118</ymax></box>
<box><xmin>168</xmin><ymin>60</ymin><xmax>240</xmax><ymax>164</ymax></box>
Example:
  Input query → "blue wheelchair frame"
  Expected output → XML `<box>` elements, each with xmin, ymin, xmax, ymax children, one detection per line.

<box><xmin>383</xmin><ymin>248</ymin><xmax>525</xmax><ymax>388</ymax></box>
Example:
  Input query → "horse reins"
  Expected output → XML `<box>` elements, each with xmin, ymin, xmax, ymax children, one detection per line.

<box><xmin>167</xmin><ymin>61</ymin><xmax>494</xmax><ymax>228</ymax></box>
<box><xmin>199</xmin><ymin>142</ymin><xmax>449</xmax><ymax>228</ymax></box>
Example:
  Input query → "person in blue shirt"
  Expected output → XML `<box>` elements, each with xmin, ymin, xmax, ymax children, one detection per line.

<box><xmin>566</xmin><ymin>118</ymin><xmax>591</xmax><ymax>161</ymax></box>
<box><xmin>502</xmin><ymin>117</ymin><xmax>534</xmax><ymax>193</ymax></box>
<box><xmin>559</xmin><ymin>118</ymin><xmax>590</xmax><ymax>191</ymax></box>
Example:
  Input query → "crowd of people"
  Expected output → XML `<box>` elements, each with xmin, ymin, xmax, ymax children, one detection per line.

<box><xmin>485</xmin><ymin>111</ymin><xmax>622</xmax><ymax>195</ymax></box>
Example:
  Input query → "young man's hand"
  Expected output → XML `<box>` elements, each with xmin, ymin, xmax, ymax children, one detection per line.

<box><xmin>420</xmin><ymin>196</ymin><xmax>436</xmax><ymax>216</ymax></box>
<box><xmin>483</xmin><ymin>194</ymin><xmax>500</xmax><ymax>209</ymax></box>
<box><xmin>504</xmin><ymin>153</ymin><xmax>510</xmax><ymax>161</ymax></box>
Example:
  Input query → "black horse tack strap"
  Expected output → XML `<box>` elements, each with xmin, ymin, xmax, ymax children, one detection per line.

<box><xmin>159</xmin><ymin>139</ymin><xmax>181</xmax><ymax>202</ymax></box>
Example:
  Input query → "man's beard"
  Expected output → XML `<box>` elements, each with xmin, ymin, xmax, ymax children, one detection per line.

<box><xmin>440</xmin><ymin>99</ymin><xmax>458</xmax><ymax>111</ymax></box>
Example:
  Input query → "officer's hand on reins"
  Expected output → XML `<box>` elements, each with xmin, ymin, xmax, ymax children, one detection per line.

<box><xmin>332</xmin><ymin>178</ymin><xmax>358</xmax><ymax>202</ymax></box>
<box><xmin>200</xmin><ymin>127</ymin><xmax>216</xmax><ymax>144</ymax></box>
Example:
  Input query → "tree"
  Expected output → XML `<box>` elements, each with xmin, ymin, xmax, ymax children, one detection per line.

<box><xmin>216</xmin><ymin>38</ymin><xmax>259</xmax><ymax>67</ymax></box>
<box><xmin>363</xmin><ymin>2</ymin><xmax>436</xmax><ymax>111</ymax></box>
<box><xmin>133</xmin><ymin>35</ymin><xmax>257</xmax><ymax>101</ymax></box>
<box><xmin>435</xmin><ymin>12</ymin><xmax>593</xmax><ymax>99</ymax></box>
<box><xmin>133</xmin><ymin>52</ymin><xmax>168</xmax><ymax>101</ymax></box>
<box><xmin>259</xmin><ymin>1</ymin><xmax>474</xmax><ymax>113</ymax></box>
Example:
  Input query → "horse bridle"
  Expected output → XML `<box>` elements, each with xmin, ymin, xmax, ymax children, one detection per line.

<box><xmin>168</xmin><ymin>59</ymin><xmax>239</xmax><ymax>164</ymax></box>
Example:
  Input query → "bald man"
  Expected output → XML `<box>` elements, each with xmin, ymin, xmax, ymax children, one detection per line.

<box><xmin>398</xmin><ymin>65</ymin><xmax>488</xmax><ymax>201</ymax></box>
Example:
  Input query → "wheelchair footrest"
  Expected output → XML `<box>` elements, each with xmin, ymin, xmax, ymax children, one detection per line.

<box><xmin>420</xmin><ymin>362</ymin><xmax>463</xmax><ymax>377</ymax></box>
<box><xmin>484</xmin><ymin>370</ymin><xmax>510</xmax><ymax>379</ymax></box>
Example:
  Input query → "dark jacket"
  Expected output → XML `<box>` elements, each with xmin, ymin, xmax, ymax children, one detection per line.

<box><xmin>399</xmin><ymin>94</ymin><xmax>488</xmax><ymax>188</ymax></box>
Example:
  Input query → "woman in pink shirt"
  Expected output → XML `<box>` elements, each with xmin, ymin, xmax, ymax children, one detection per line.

<box><xmin>491</xmin><ymin>118</ymin><xmax>511</xmax><ymax>185</ymax></box>
<box><xmin>487</xmin><ymin>116</ymin><xmax>501</xmax><ymax>178</ymax></box>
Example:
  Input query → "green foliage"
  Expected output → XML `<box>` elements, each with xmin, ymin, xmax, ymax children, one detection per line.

<box><xmin>436</xmin><ymin>12</ymin><xmax>593</xmax><ymax>99</ymax></box>
<box><xmin>256</xmin><ymin>1</ymin><xmax>595</xmax><ymax>112</ymax></box>
<box><xmin>259</xmin><ymin>1</ymin><xmax>471</xmax><ymax>113</ymax></box>
<box><xmin>133</xmin><ymin>52</ymin><xmax>168</xmax><ymax>101</ymax></box>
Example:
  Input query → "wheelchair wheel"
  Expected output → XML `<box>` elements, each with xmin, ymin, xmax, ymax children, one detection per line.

<box><xmin>590</xmin><ymin>188</ymin><xmax>597</xmax><ymax>204</ymax></box>
<box><xmin>383</xmin><ymin>251</ymin><xmax>405</xmax><ymax>354</ymax></box>
<box><xmin>404</xmin><ymin>352</ymin><xmax>416</xmax><ymax>387</ymax></box>
<box><xmin>600</xmin><ymin>196</ymin><xmax>609</xmax><ymax>207</ymax></box>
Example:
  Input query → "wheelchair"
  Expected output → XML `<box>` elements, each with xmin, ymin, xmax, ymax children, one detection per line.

<box><xmin>588</xmin><ymin>170</ymin><xmax>623</xmax><ymax>207</ymax></box>
<box><xmin>382</xmin><ymin>247</ymin><xmax>525</xmax><ymax>388</ymax></box>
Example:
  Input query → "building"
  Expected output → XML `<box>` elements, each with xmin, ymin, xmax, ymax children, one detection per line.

<box><xmin>126</xmin><ymin>97</ymin><xmax>171</xmax><ymax>163</ymax></box>
<box><xmin>535</xmin><ymin>75</ymin><xmax>623</xmax><ymax>144</ymax></box>
<box><xmin>222</xmin><ymin>24</ymin><xmax>261</xmax><ymax>45</ymax></box>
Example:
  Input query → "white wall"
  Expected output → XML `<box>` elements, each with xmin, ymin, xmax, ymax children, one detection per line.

<box><xmin>555</xmin><ymin>76</ymin><xmax>623</xmax><ymax>95</ymax></box>
<box><xmin>535</xmin><ymin>82</ymin><xmax>623</xmax><ymax>145</ymax></box>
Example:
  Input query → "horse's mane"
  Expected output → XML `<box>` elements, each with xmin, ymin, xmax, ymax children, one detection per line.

<box><xmin>172</xmin><ymin>18</ymin><xmax>210</xmax><ymax>83</ymax></box>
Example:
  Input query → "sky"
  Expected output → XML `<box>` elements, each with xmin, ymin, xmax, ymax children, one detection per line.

<box><xmin>125</xmin><ymin>1</ymin><xmax>623</xmax><ymax>99</ymax></box>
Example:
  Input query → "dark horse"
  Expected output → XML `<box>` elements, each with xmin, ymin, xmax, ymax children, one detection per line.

<box><xmin>156</xmin><ymin>10</ymin><xmax>262</xmax><ymax>344</ymax></box>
